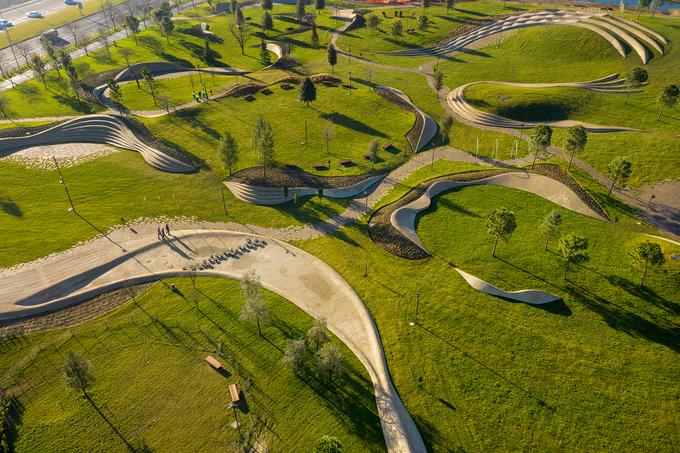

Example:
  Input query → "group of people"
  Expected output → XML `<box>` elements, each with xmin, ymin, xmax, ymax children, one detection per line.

<box><xmin>157</xmin><ymin>223</ymin><xmax>171</xmax><ymax>240</ymax></box>
<box><xmin>192</xmin><ymin>88</ymin><xmax>213</xmax><ymax>102</ymax></box>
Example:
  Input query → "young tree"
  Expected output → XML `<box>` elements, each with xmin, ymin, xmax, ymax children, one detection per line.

<box><xmin>391</xmin><ymin>20</ymin><xmax>404</xmax><ymax>37</ymax></box>
<box><xmin>625</xmin><ymin>66</ymin><xmax>648</xmax><ymax>104</ymax></box>
<box><xmin>314</xmin><ymin>436</ymin><xmax>343</xmax><ymax>453</ymax></box>
<box><xmin>296</xmin><ymin>0</ymin><xmax>306</xmax><ymax>21</ymax></box>
<box><xmin>30</xmin><ymin>54</ymin><xmax>48</xmax><ymax>89</ymax></box>
<box><xmin>446</xmin><ymin>0</ymin><xmax>455</xmax><ymax>14</ymax></box>
<box><xmin>439</xmin><ymin>115</ymin><xmax>453</xmax><ymax>144</ymax></box>
<box><xmin>657</xmin><ymin>84</ymin><xmax>679</xmax><ymax>120</ymax></box>
<box><xmin>16</xmin><ymin>43</ymin><xmax>32</xmax><ymax>67</ymax></box>
<box><xmin>262</xmin><ymin>11</ymin><xmax>273</xmax><ymax>31</ymax></box>
<box><xmin>57</xmin><ymin>50</ymin><xmax>73</xmax><ymax>74</ymax></box>
<box><xmin>307</xmin><ymin>317</ymin><xmax>330</xmax><ymax>351</ymax></box>
<box><xmin>324</xmin><ymin>122</ymin><xmax>334</xmax><ymax>154</ymax></box>
<box><xmin>229</xmin><ymin>20</ymin><xmax>250</xmax><ymax>55</ymax></box>
<box><xmin>125</xmin><ymin>15</ymin><xmax>141</xmax><ymax>44</ymax></box>
<box><xmin>63</xmin><ymin>351</ymin><xmax>95</xmax><ymax>398</ymax></box>
<box><xmin>530</xmin><ymin>123</ymin><xmax>552</xmax><ymax>168</ymax></box>
<box><xmin>252</xmin><ymin>115</ymin><xmax>275</xmax><ymax>177</ymax></box>
<box><xmin>141</xmin><ymin>66</ymin><xmax>158</xmax><ymax>106</ymax></box>
<box><xmin>316</xmin><ymin>343</ymin><xmax>344</xmax><ymax>383</ymax></box>
<box><xmin>260</xmin><ymin>39</ymin><xmax>271</xmax><ymax>65</ymax></box>
<box><xmin>261</xmin><ymin>0</ymin><xmax>273</xmax><ymax>10</ymax></box>
<box><xmin>310</xmin><ymin>22</ymin><xmax>319</xmax><ymax>47</ymax></box>
<box><xmin>539</xmin><ymin>210</ymin><xmax>562</xmax><ymax>250</ymax></box>
<box><xmin>66</xmin><ymin>65</ymin><xmax>80</xmax><ymax>101</ymax></box>
<box><xmin>40</xmin><ymin>37</ymin><xmax>60</xmax><ymax>76</ymax></box>
<box><xmin>486</xmin><ymin>207</ymin><xmax>517</xmax><ymax>257</ymax></box>
<box><xmin>418</xmin><ymin>15</ymin><xmax>429</xmax><ymax>30</ymax></box>
<box><xmin>239</xmin><ymin>270</ymin><xmax>270</xmax><ymax>336</ymax></box>
<box><xmin>160</xmin><ymin>15</ymin><xmax>175</xmax><ymax>43</ymax></box>
<box><xmin>65</xmin><ymin>22</ymin><xmax>80</xmax><ymax>46</ymax></box>
<box><xmin>299</xmin><ymin>76</ymin><xmax>317</xmax><ymax>107</ymax></box>
<box><xmin>327</xmin><ymin>43</ymin><xmax>337</xmax><ymax>73</ymax></box>
<box><xmin>106</xmin><ymin>78</ymin><xmax>124</xmax><ymax>115</ymax></box>
<box><xmin>606</xmin><ymin>156</ymin><xmax>632</xmax><ymax>195</ymax></box>
<box><xmin>630</xmin><ymin>241</ymin><xmax>664</xmax><ymax>288</ymax></box>
<box><xmin>558</xmin><ymin>233</ymin><xmax>589</xmax><ymax>279</ymax></box>
<box><xmin>315</xmin><ymin>0</ymin><xmax>325</xmax><ymax>11</ymax></box>
<box><xmin>230</xmin><ymin>0</ymin><xmax>238</xmax><ymax>15</ymax></box>
<box><xmin>422</xmin><ymin>0</ymin><xmax>430</xmax><ymax>8</ymax></box>
<box><xmin>282</xmin><ymin>338</ymin><xmax>307</xmax><ymax>374</ymax></box>
<box><xmin>118</xmin><ymin>47</ymin><xmax>140</xmax><ymax>88</ymax></box>
<box><xmin>564</xmin><ymin>124</ymin><xmax>587</xmax><ymax>170</ymax></box>
<box><xmin>367</xmin><ymin>15</ymin><xmax>380</xmax><ymax>34</ymax></box>
<box><xmin>433</xmin><ymin>69</ymin><xmax>444</xmax><ymax>92</ymax></box>
<box><xmin>218</xmin><ymin>131</ymin><xmax>239</xmax><ymax>175</ymax></box>
<box><xmin>235</xmin><ymin>5</ymin><xmax>244</xmax><ymax>26</ymax></box>
<box><xmin>97</xmin><ymin>31</ymin><xmax>112</xmax><ymax>63</ymax></box>
<box><xmin>368</xmin><ymin>139</ymin><xmax>380</xmax><ymax>169</ymax></box>
<box><xmin>0</xmin><ymin>95</ymin><xmax>12</xmax><ymax>123</ymax></box>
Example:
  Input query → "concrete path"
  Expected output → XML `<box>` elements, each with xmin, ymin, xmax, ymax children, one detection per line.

<box><xmin>0</xmin><ymin>226</ymin><xmax>426</xmax><ymax>453</ymax></box>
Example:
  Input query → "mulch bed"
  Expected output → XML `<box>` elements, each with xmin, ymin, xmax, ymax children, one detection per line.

<box><xmin>226</xmin><ymin>165</ymin><xmax>383</xmax><ymax>189</ymax></box>
<box><xmin>368</xmin><ymin>164</ymin><xmax>609</xmax><ymax>260</ymax></box>
<box><xmin>78</xmin><ymin>67</ymin><xmax>123</xmax><ymax>105</ymax></box>
<box><xmin>119</xmin><ymin>116</ymin><xmax>195</xmax><ymax>167</ymax></box>
<box><xmin>374</xmin><ymin>86</ymin><xmax>420</xmax><ymax>153</ymax></box>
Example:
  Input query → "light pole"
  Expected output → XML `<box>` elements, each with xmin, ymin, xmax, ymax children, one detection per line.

<box><xmin>348</xmin><ymin>71</ymin><xmax>352</xmax><ymax>96</ymax></box>
<box><xmin>646</xmin><ymin>193</ymin><xmax>656</xmax><ymax>213</ymax></box>
<box><xmin>220</xmin><ymin>186</ymin><xmax>227</xmax><ymax>215</ymax></box>
<box><xmin>53</xmin><ymin>157</ymin><xmax>75</xmax><ymax>212</ymax></box>
<box><xmin>414</xmin><ymin>292</ymin><xmax>420</xmax><ymax>323</ymax></box>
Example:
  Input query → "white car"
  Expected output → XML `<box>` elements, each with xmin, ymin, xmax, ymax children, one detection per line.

<box><xmin>0</xmin><ymin>19</ymin><xmax>13</xmax><ymax>29</ymax></box>
<box><xmin>26</xmin><ymin>11</ymin><xmax>43</xmax><ymax>18</ymax></box>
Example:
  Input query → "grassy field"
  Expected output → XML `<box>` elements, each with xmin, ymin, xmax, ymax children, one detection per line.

<box><xmin>296</xmin><ymin>164</ymin><xmax>680</xmax><ymax>452</ymax></box>
<box><xmin>0</xmin><ymin>277</ymin><xmax>384</xmax><ymax>451</ymax></box>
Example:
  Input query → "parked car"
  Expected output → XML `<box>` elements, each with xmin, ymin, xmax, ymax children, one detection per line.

<box><xmin>64</xmin><ymin>0</ymin><xmax>78</xmax><ymax>4</ymax></box>
<box><xmin>41</xmin><ymin>29</ymin><xmax>59</xmax><ymax>42</ymax></box>
<box><xmin>26</xmin><ymin>11</ymin><xmax>43</xmax><ymax>18</ymax></box>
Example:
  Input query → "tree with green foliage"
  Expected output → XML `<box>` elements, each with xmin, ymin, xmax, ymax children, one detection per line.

<box><xmin>422</xmin><ymin>0</ymin><xmax>430</xmax><ymax>8</ymax></box>
<box><xmin>446</xmin><ymin>0</ymin><xmax>455</xmax><ymax>13</ymax></box>
<box><xmin>315</xmin><ymin>0</ymin><xmax>325</xmax><ymax>11</ymax></box>
<box><xmin>625</xmin><ymin>66</ymin><xmax>648</xmax><ymax>104</ymax></box>
<box><xmin>153</xmin><ymin>2</ymin><xmax>172</xmax><ymax>22</ymax></box>
<box><xmin>235</xmin><ymin>5</ymin><xmax>244</xmax><ymax>25</ymax></box>
<box><xmin>558</xmin><ymin>233</ymin><xmax>589</xmax><ymax>279</ymax></box>
<box><xmin>307</xmin><ymin>317</ymin><xmax>330</xmax><ymax>351</ymax></box>
<box><xmin>239</xmin><ymin>271</ymin><xmax>270</xmax><ymax>336</ymax></box>
<box><xmin>160</xmin><ymin>15</ymin><xmax>174</xmax><ymax>43</ymax></box>
<box><xmin>261</xmin><ymin>0</ymin><xmax>272</xmax><ymax>10</ymax></box>
<box><xmin>230</xmin><ymin>0</ymin><xmax>238</xmax><ymax>15</ymax></box>
<box><xmin>564</xmin><ymin>124</ymin><xmax>587</xmax><ymax>170</ymax></box>
<box><xmin>296</xmin><ymin>0</ymin><xmax>306</xmax><ymax>20</ymax></box>
<box><xmin>368</xmin><ymin>139</ymin><xmax>380</xmax><ymax>169</ymax></box>
<box><xmin>57</xmin><ymin>49</ymin><xmax>72</xmax><ymax>73</ymax></box>
<box><xmin>439</xmin><ymin>115</ymin><xmax>453</xmax><ymax>144</ymax></box>
<box><xmin>299</xmin><ymin>76</ymin><xmax>317</xmax><ymax>107</ymax></box>
<box><xmin>63</xmin><ymin>351</ymin><xmax>95</xmax><ymax>398</ymax></box>
<box><xmin>630</xmin><ymin>241</ymin><xmax>664</xmax><ymax>288</ymax></box>
<box><xmin>260</xmin><ymin>39</ymin><xmax>271</xmax><ymax>65</ymax></box>
<box><xmin>97</xmin><ymin>31</ymin><xmax>112</xmax><ymax>63</ymax></box>
<box><xmin>0</xmin><ymin>95</ymin><xmax>11</xmax><ymax>123</ymax></box>
<box><xmin>141</xmin><ymin>66</ymin><xmax>157</xmax><ymax>106</ymax></box>
<box><xmin>203</xmin><ymin>40</ymin><xmax>214</xmax><ymax>64</ymax></box>
<box><xmin>367</xmin><ymin>15</ymin><xmax>380</xmax><ymax>34</ymax></box>
<box><xmin>30</xmin><ymin>54</ymin><xmax>48</xmax><ymax>89</ymax></box>
<box><xmin>106</xmin><ymin>78</ymin><xmax>124</xmax><ymax>115</ymax></box>
<box><xmin>486</xmin><ymin>207</ymin><xmax>517</xmax><ymax>257</ymax></box>
<box><xmin>125</xmin><ymin>15</ymin><xmax>140</xmax><ymax>44</ymax></box>
<box><xmin>311</xmin><ymin>22</ymin><xmax>319</xmax><ymax>47</ymax></box>
<box><xmin>657</xmin><ymin>84</ymin><xmax>679</xmax><ymax>120</ymax></box>
<box><xmin>433</xmin><ymin>69</ymin><xmax>444</xmax><ymax>92</ymax></box>
<box><xmin>283</xmin><ymin>338</ymin><xmax>307</xmax><ymax>374</ymax></box>
<box><xmin>40</xmin><ymin>37</ymin><xmax>60</xmax><ymax>76</ymax></box>
<box><xmin>530</xmin><ymin>123</ymin><xmax>552</xmax><ymax>168</ymax></box>
<box><xmin>262</xmin><ymin>11</ymin><xmax>273</xmax><ymax>31</ymax></box>
<box><xmin>540</xmin><ymin>210</ymin><xmax>562</xmax><ymax>251</ymax></box>
<box><xmin>316</xmin><ymin>343</ymin><xmax>344</xmax><ymax>383</ymax></box>
<box><xmin>218</xmin><ymin>131</ymin><xmax>239</xmax><ymax>175</ymax></box>
<box><xmin>327</xmin><ymin>43</ymin><xmax>337</xmax><ymax>73</ymax></box>
<box><xmin>418</xmin><ymin>15</ymin><xmax>429</xmax><ymax>30</ymax></box>
<box><xmin>252</xmin><ymin>115</ymin><xmax>275</xmax><ymax>177</ymax></box>
<box><xmin>314</xmin><ymin>435</ymin><xmax>343</xmax><ymax>453</ymax></box>
<box><xmin>229</xmin><ymin>19</ymin><xmax>250</xmax><ymax>54</ymax></box>
<box><xmin>606</xmin><ymin>156</ymin><xmax>632</xmax><ymax>195</ymax></box>
<box><xmin>391</xmin><ymin>19</ymin><xmax>404</xmax><ymax>37</ymax></box>
<box><xmin>66</xmin><ymin>65</ymin><xmax>80</xmax><ymax>101</ymax></box>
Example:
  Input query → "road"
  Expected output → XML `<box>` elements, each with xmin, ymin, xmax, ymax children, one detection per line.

<box><xmin>0</xmin><ymin>0</ymin><xmax>80</xmax><ymax>27</ymax></box>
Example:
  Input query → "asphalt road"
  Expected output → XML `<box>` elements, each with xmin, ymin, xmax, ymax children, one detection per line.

<box><xmin>0</xmin><ymin>0</ymin><xmax>83</xmax><ymax>27</ymax></box>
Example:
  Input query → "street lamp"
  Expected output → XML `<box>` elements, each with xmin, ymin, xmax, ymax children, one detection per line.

<box><xmin>348</xmin><ymin>71</ymin><xmax>352</xmax><ymax>96</ymax></box>
<box><xmin>53</xmin><ymin>157</ymin><xmax>75</xmax><ymax>212</ymax></box>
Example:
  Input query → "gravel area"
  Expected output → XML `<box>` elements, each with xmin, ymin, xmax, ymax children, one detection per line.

<box><xmin>1</xmin><ymin>143</ymin><xmax>119</xmax><ymax>169</ymax></box>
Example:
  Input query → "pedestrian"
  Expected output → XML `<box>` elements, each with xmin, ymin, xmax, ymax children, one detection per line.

<box><xmin>157</xmin><ymin>227</ymin><xmax>161</xmax><ymax>240</ymax></box>
<box><xmin>165</xmin><ymin>223</ymin><xmax>170</xmax><ymax>236</ymax></box>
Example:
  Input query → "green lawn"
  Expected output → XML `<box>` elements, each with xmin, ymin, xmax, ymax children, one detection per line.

<box><xmin>0</xmin><ymin>277</ymin><xmax>384</xmax><ymax>451</ymax></box>
<box><xmin>296</xmin><ymin>165</ymin><xmax>679</xmax><ymax>452</ymax></box>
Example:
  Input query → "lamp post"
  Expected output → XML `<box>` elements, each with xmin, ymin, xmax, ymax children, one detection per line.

<box><xmin>414</xmin><ymin>292</ymin><xmax>420</xmax><ymax>323</ymax></box>
<box><xmin>348</xmin><ymin>71</ymin><xmax>352</xmax><ymax>96</ymax></box>
<box><xmin>53</xmin><ymin>157</ymin><xmax>75</xmax><ymax>212</ymax></box>
<box><xmin>646</xmin><ymin>193</ymin><xmax>656</xmax><ymax>213</ymax></box>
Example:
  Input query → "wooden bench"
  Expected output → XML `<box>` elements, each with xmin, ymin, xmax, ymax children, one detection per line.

<box><xmin>340</xmin><ymin>159</ymin><xmax>353</xmax><ymax>167</ymax></box>
<box><xmin>313</xmin><ymin>164</ymin><xmax>328</xmax><ymax>170</ymax></box>
<box><xmin>244</xmin><ymin>94</ymin><xmax>256</xmax><ymax>102</ymax></box>
<box><xmin>364</xmin><ymin>153</ymin><xmax>374</xmax><ymax>161</ymax></box>
<box><xmin>382</xmin><ymin>142</ymin><xmax>392</xmax><ymax>151</ymax></box>
<box><xmin>205</xmin><ymin>355</ymin><xmax>223</xmax><ymax>370</ymax></box>
<box><xmin>229</xmin><ymin>384</ymin><xmax>240</xmax><ymax>403</ymax></box>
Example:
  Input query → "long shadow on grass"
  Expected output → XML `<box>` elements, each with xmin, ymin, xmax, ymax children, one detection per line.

<box><xmin>0</xmin><ymin>196</ymin><xmax>22</xmax><ymax>217</ymax></box>
<box><xmin>565</xmin><ymin>284</ymin><xmax>680</xmax><ymax>353</ymax></box>
<box><xmin>606</xmin><ymin>275</ymin><xmax>679</xmax><ymax>315</ymax></box>
<box><xmin>85</xmin><ymin>394</ymin><xmax>136</xmax><ymax>451</ymax></box>
<box><xmin>320</xmin><ymin>112</ymin><xmax>388</xmax><ymax>138</ymax></box>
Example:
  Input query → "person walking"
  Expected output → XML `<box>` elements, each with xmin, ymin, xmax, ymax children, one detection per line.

<box><xmin>165</xmin><ymin>223</ymin><xmax>170</xmax><ymax>236</ymax></box>
<box><xmin>157</xmin><ymin>227</ymin><xmax>162</xmax><ymax>240</ymax></box>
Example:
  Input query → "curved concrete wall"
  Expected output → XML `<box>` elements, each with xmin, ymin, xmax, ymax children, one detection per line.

<box><xmin>455</xmin><ymin>269</ymin><xmax>561</xmax><ymax>304</ymax></box>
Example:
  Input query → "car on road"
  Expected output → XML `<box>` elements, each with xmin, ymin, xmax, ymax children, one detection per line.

<box><xmin>64</xmin><ymin>0</ymin><xmax>78</xmax><ymax>4</ymax></box>
<box><xmin>26</xmin><ymin>11</ymin><xmax>43</xmax><ymax>18</ymax></box>
<box><xmin>0</xmin><ymin>19</ymin><xmax>13</xmax><ymax>30</ymax></box>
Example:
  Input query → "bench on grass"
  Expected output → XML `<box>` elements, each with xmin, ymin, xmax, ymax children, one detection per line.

<box><xmin>205</xmin><ymin>355</ymin><xmax>223</xmax><ymax>370</ymax></box>
<box><xmin>382</xmin><ymin>142</ymin><xmax>392</xmax><ymax>151</ymax></box>
<box><xmin>229</xmin><ymin>384</ymin><xmax>240</xmax><ymax>403</ymax></box>
<box><xmin>340</xmin><ymin>159</ymin><xmax>353</xmax><ymax>167</ymax></box>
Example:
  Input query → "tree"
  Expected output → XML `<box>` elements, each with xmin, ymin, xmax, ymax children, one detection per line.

<box><xmin>433</xmin><ymin>70</ymin><xmax>444</xmax><ymax>92</ymax></box>
<box><xmin>235</xmin><ymin>5</ymin><xmax>244</xmax><ymax>26</ymax></box>
<box><xmin>260</xmin><ymin>40</ymin><xmax>270</xmax><ymax>65</ymax></box>
<box><xmin>160</xmin><ymin>16</ymin><xmax>174</xmax><ymax>43</ymax></box>
<box><xmin>283</xmin><ymin>339</ymin><xmax>307</xmax><ymax>374</ymax></box>
<box><xmin>314</xmin><ymin>436</ymin><xmax>343</xmax><ymax>453</ymax></box>
<box><xmin>66</xmin><ymin>65</ymin><xmax>80</xmax><ymax>101</ymax></box>
<box><xmin>324</xmin><ymin>122</ymin><xmax>334</xmax><ymax>154</ymax></box>
<box><xmin>486</xmin><ymin>207</ymin><xmax>517</xmax><ymax>257</ymax></box>
<box><xmin>0</xmin><ymin>95</ymin><xmax>11</xmax><ymax>122</ymax></box>
<box><xmin>316</xmin><ymin>343</ymin><xmax>344</xmax><ymax>382</ymax></box>
<box><xmin>106</xmin><ymin>78</ymin><xmax>124</xmax><ymax>115</ymax></box>
<box><xmin>261</xmin><ymin>0</ymin><xmax>272</xmax><ymax>10</ymax></box>
<box><xmin>307</xmin><ymin>317</ymin><xmax>330</xmax><ymax>351</ymax></box>
<box><xmin>446</xmin><ymin>0</ymin><xmax>455</xmax><ymax>14</ymax></box>
<box><xmin>97</xmin><ymin>31</ymin><xmax>112</xmax><ymax>63</ymax></box>
<box><xmin>630</xmin><ymin>241</ymin><xmax>664</xmax><ymax>288</ymax></box>
<box><xmin>539</xmin><ymin>210</ymin><xmax>562</xmax><ymax>250</ymax></box>
<box><xmin>65</xmin><ymin>22</ymin><xmax>79</xmax><ymax>46</ymax></box>
<box><xmin>16</xmin><ymin>43</ymin><xmax>31</xmax><ymax>67</ymax></box>
<box><xmin>218</xmin><ymin>131</ymin><xmax>239</xmax><ymax>175</ymax></box>
<box><xmin>30</xmin><ymin>54</ymin><xmax>48</xmax><ymax>89</ymax></box>
<box><xmin>125</xmin><ymin>15</ymin><xmax>141</xmax><ymax>44</ymax></box>
<box><xmin>118</xmin><ymin>47</ymin><xmax>140</xmax><ymax>88</ymax></box>
<box><xmin>230</xmin><ymin>0</ymin><xmax>238</xmax><ymax>15</ymax></box>
<box><xmin>311</xmin><ymin>22</ymin><xmax>319</xmax><ymax>48</ymax></box>
<box><xmin>153</xmin><ymin>2</ymin><xmax>172</xmax><ymax>23</ymax></box>
<box><xmin>57</xmin><ymin>50</ymin><xmax>73</xmax><ymax>74</ymax></box>
<box><xmin>423</xmin><ymin>0</ymin><xmax>430</xmax><ymax>7</ymax></box>
<box><xmin>203</xmin><ymin>40</ymin><xmax>215</xmax><ymax>64</ymax></box>
<box><xmin>141</xmin><ymin>66</ymin><xmax>158</xmax><ymax>106</ymax></box>
<box><xmin>239</xmin><ymin>270</ymin><xmax>270</xmax><ymax>336</ymax></box>
<box><xmin>63</xmin><ymin>351</ymin><xmax>95</xmax><ymax>398</ymax></box>
<box><xmin>315</xmin><ymin>0</ymin><xmax>325</xmax><ymax>11</ymax></box>
<box><xmin>391</xmin><ymin>20</ymin><xmax>404</xmax><ymax>37</ymax></box>
<box><xmin>625</xmin><ymin>67</ymin><xmax>648</xmax><ymax>104</ymax></box>
<box><xmin>299</xmin><ymin>76</ymin><xmax>317</xmax><ymax>107</ymax></box>
<box><xmin>418</xmin><ymin>15</ymin><xmax>429</xmax><ymax>30</ymax></box>
<box><xmin>262</xmin><ymin>11</ymin><xmax>273</xmax><ymax>31</ymax></box>
<box><xmin>40</xmin><ymin>37</ymin><xmax>60</xmax><ymax>76</ymax></box>
<box><xmin>657</xmin><ymin>84</ymin><xmax>679</xmax><ymax>120</ymax></box>
<box><xmin>367</xmin><ymin>15</ymin><xmax>380</xmax><ymax>34</ymax></box>
<box><xmin>558</xmin><ymin>233</ymin><xmax>589</xmax><ymax>279</ymax></box>
<box><xmin>296</xmin><ymin>0</ymin><xmax>305</xmax><ymax>20</ymax></box>
<box><xmin>564</xmin><ymin>125</ymin><xmax>587</xmax><ymax>170</ymax></box>
<box><xmin>252</xmin><ymin>115</ymin><xmax>275</xmax><ymax>177</ymax></box>
<box><xmin>530</xmin><ymin>123</ymin><xmax>552</xmax><ymax>168</ymax></box>
<box><xmin>368</xmin><ymin>139</ymin><xmax>380</xmax><ymax>169</ymax></box>
<box><xmin>606</xmin><ymin>156</ymin><xmax>632</xmax><ymax>195</ymax></box>
<box><xmin>327</xmin><ymin>43</ymin><xmax>337</xmax><ymax>73</ymax></box>
<box><xmin>439</xmin><ymin>115</ymin><xmax>453</xmax><ymax>144</ymax></box>
<box><xmin>229</xmin><ymin>20</ymin><xmax>250</xmax><ymax>55</ymax></box>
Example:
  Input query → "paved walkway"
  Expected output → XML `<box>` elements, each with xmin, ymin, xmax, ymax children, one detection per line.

<box><xmin>0</xmin><ymin>226</ymin><xmax>425</xmax><ymax>453</ymax></box>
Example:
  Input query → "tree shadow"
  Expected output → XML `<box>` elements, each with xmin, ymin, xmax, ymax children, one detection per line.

<box><xmin>606</xmin><ymin>275</ymin><xmax>679</xmax><ymax>315</ymax></box>
<box><xmin>319</xmin><ymin>112</ymin><xmax>387</xmax><ymax>138</ymax></box>
<box><xmin>52</xmin><ymin>94</ymin><xmax>95</xmax><ymax>113</ymax></box>
<box><xmin>86</xmin><ymin>395</ymin><xmax>135</xmax><ymax>451</ymax></box>
<box><xmin>0</xmin><ymin>196</ymin><xmax>22</xmax><ymax>217</ymax></box>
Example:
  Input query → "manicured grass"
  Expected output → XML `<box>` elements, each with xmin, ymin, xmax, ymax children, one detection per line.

<box><xmin>0</xmin><ymin>277</ymin><xmax>384</xmax><ymax>451</ymax></box>
<box><xmin>296</xmin><ymin>165</ymin><xmax>679</xmax><ymax>452</ymax></box>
